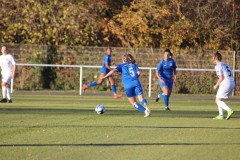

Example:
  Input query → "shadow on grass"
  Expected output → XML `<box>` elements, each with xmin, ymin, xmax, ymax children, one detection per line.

<box><xmin>1</xmin><ymin>142</ymin><xmax>240</xmax><ymax>147</ymax></box>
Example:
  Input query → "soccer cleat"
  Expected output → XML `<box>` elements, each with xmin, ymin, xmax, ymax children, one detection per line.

<box><xmin>114</xmin><ymin>94</ymin><xmax>122</xmax><ymax>99</ymax></box>
<box><xmin>83</xmin><ymin>84</ymin><xmax>88</xmax><ymax>92</ymax></box>
<box><xmin>7</xmin><ymin>99</ymin><xmax>12</xmax><ymax>103</ymax></box>
<box><xmin>156</xmin><ymin>94</ymin><xmax>160</xmax><ymax>102</ymax></box>
<box><xmin>144</xmin><ymin>108</ymin><xmax>151</xmax><ymax>117</ymax></box>
<box><xmin>226</xmin><ymin>109</ymin><xmax>234</xmax><ymax>120</ymax></box>
<box><xmin>165</xmin><ymin>107</ymin><xmax>171</xmax><ymax>111</ymax></box>
<box><xmin>213</xmin><ymin>115</ymin><xmax>224</xmax><ymax>120</ymax></box>
<box><xmin>0</xmin><ymin>98</ymin><xmax>7</xmax><ymax>103</ymax></box>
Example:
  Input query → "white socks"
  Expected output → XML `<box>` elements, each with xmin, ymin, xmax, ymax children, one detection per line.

<box><xmin>6</xmin><ymin>88</ymin><xmax>11</xmax><ymax>99</ymax></box>
<box><xmin>2</xmin><ymin>86</ymin><xmax>7</xmax><ymax>99</ymax></box>
<box><xmin>217</xmin><ymin>101</ymin><xmax>230</xmax><ymax>115</ymax></box>
<box><xmin>2</xmin><ymin>87</ymin><xmax>11</xmax><ymax>99</ymax></box>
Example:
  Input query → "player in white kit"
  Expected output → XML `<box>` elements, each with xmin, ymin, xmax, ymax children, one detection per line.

<box><xmin>0</xmin><ymin>46</ymin><xmax>16</xmax><ymax>103</ymax></box>
<box><xmin>212</xmin><ymin>51</ymin><xmax>235</xmax><ymax>120</ymax></box>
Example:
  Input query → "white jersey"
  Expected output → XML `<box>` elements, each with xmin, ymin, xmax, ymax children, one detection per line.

<box><xmin>215</xmin><ymin>62</ymin><xmax>234</xmax><ymax>83</ymax></box>
<box><xmin>215</xmin><ymin>62</ymin><xmax>235</xmax><ymax>99</ymax></box>
<box><xmin>0</xmin><ymin>54</ymin><xmax>16</xmax><ymax>75</ymax></box>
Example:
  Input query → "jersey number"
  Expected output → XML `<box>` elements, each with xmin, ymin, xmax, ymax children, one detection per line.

<box><xmin>129</xmin><ymin>67</ymin><xmax>135</xmax><ymax>77</ymax></box>
<box><xmin>225</xmin><ymin>66</ymin><xmax>232</xmax><ymax>77</ymax></box>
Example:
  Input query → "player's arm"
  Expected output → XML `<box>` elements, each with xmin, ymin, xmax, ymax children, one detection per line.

<box><xmin>214</xmin><ymin>75</ymin><xmax>223</xmax><ymax>90</ymax></box>
<box><xmin>104</xmin><ymin>62</ymin><xmax>113</xmax><ymax>70</ymax></box>
<box><xmin>11</xmin><ymin>64</ymin><xmax>16</xmax><ymax>79</ymax></box>
<box><xmin>173</xmin><ymin>68</ymin><xmax>177</xmax><ymax>82</ymax></box>
<box><xmin>156</xmin><ymin>70</ymin><xmax>164</xmax><ymax>84</ymax></box>
<box><xmin>101</xmin><ymin>69</ymin><xmax>117</xmax><ymax>80</ymax></box>
<box><xmin>137</xmin><ymin>71</ymin><xmax>141</xmax><ymax>77</ymax></box>
<box><xmin>111</xmin><ymin>60</ymin><xmax>116</xmax><ymax>66</ymax></box>
<box><xmin>136</xmin><ymin>65</ymin><xmax>140</xmax><ymax>77</ymax></box>
<box><xmin>156</xmin><ymin>61</ymin><xmax>164</xmax><ymax>83</ymax></box>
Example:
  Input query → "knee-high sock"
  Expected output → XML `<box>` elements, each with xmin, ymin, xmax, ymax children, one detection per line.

<box><xmin>111</xmin><ymin>85</ymin><xmax>117</xmax><ymax>95</ymax></box>
<box><xmin>2</xmin><ymin>86</ymin><xmax>6</xmax><ymax>99</ymax></box>
<box><xmin>6</xmin><ymin>88</ymin><xmax>11</xmax><ymax>99</ymax></box>
<box><xmin>159</xmin><ymin>93</ymin><xmax>169</xmax><ymax>108</ymax></box>
<box><xmin>87</xmin><ymin>81</ymin><xmax>97</xmax><ymax>87</ymax></box>
<box><xmin>141</xmin><ymin>99</ymin><xmax>149</xmax><ymax>108</ymax></box>
<box><xmin>133</xmin><ymin>102</ymin><xmax>145</xmax><ymax>113</ymax></box>
<box><xmin>217</xmin><ymin>103</ymin><xmax>223</xmax><ymax>115</ymax></box>
<box><xmin>217</xmin><ymin>101</ymin><xmax>230</xmax><ymax>112</ymax></box>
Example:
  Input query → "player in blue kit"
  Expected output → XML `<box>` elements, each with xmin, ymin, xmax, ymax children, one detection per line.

<box><xmin>156</xmin><ymin>49</ymin><xmax>177</xmax><ymax>110</ymax></box>
<box><xmin>83</xmin><ymin>47</ymin><xmax>122</xmax><ymax>99</ymax></box>
<box><xmin>101</xmin><ymin>53</ymin><xmax>151</xmax><ymax>117</ymax></box>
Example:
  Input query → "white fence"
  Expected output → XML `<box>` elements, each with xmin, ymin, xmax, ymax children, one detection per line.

<box><xmin>15</xmin><ymin>63</ymin><xmax>240</xmax><ymax>97</ymax></box>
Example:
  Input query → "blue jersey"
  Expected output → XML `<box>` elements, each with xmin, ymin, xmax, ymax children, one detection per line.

<box><xmin>116</xmin><ymin>62</ymin><xmax>141</xmax><ymax>89</ymax></box>
<box><xmin>156</xmin><ymin>58</ymin><xmax>177</xmax><ymax>81</ymax></box>
<box><xmin>100</xmin><ymin>54</ymin><xmax>112</xmax><ymax>74</ymax></box>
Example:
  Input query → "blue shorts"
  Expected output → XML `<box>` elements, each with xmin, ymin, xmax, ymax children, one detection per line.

<box><xmin>125</xmin><ymin>85</ymin><xmax>143</xmax><ymax>98</ymax></box>
<box><xmin>158</xmin><ymin>79</ymin><xmax>173</xmax><ymax>91</ymax></box>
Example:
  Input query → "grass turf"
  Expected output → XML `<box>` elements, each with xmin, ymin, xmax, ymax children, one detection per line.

<box><xmin>0</xmin><ymin>93</ymin><xmax>239</xmax><ymax>160</ymax></box>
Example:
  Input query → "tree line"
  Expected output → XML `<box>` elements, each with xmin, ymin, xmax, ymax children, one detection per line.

<box><xmin>0</xmin><ymin>0</ymin><xmax>239</xmax><ymax>50</ymax></box>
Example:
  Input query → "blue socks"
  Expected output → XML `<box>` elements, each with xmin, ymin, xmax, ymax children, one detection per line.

<box><xmin>133</xmin><ymin>102</ymin><xmax>145</xmax><ymax>113</ymax></box>
<box><xmin>111</xmin><ymin>85</ymin><xmax>117</xmax><ymax>94</ymax></box>
<box><xmin>158</xmin><ymin>93</ymin><xmax>169</xmax><ymax>108</ymax></box>
<box><xmin>87</xmin><ymin>81</ymin><xmax>97</xmax><ymax>87</ymax></box>
<box><xmin>88</xmin><ymin>83</ymin><xmax>117</xmax><ymax>95</ymax></box>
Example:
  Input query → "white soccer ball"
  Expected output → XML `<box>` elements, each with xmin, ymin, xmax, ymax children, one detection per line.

<box><xmin>95</xmin><ymin>104</ymin><xmax>105</xmax><ymax>114</ymax></box>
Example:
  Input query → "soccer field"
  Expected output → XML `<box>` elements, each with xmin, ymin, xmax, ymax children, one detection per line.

<box><xmin>0</xmin><ymin>92</ymin><xmax>239</xmax><ymax>160</ymax></box>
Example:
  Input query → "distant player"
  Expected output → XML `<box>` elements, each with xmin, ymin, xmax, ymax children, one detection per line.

<box><xmin>101</xmin><ymin>53</ymin><xmax>151</xmax><ymax>117</ymax></box>
<box><xmin>155</xmin><ymin>49</ymin><xmax>177</xmax><ymax>110</ymax></box>
<box><xmin>0</xmin><ymin>45</ymin><xmax>16</xmax><ymax>103</ymax></box>
<box><xmin>83</xmin><ymin>47</ymin><xmax>122</xmax><ymax>99</ymax></box>
<box><xmin>212</xmin><ymin>51</ymin><xmax>234</xmax><ymax>120</ymax></box>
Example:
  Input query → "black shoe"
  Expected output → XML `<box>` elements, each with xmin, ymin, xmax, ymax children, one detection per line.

<box><xmin>156</xmin><ymin>93</ymin><xmax>160</xmax><ymax>102</ymax></box>
<box><xmin>8</xmin><ymin>99</ymin><xmax>12</xmax><ymax>103</ymax></box>
<box><xmin>0</xmin><ymin>98</ymin><xmax>7</xmax><ymax>103</ymax></box>
<box><xmin>165</xmin><ymin>107</ymin><xmax>171</xmax><ymax>111</ymax></box>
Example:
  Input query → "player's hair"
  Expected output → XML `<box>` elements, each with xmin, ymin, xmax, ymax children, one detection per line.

<box><xmin>214</xmin><ymin>51</ymin><xmax>222</xmax><ymax>61</ymax></box>
<box><xmin>165</xmin><ymin>49</ymin><xmax>173</xmax><ymax>58</ymax></box>
<box><xmin>123</xmin><ymin>53</ymin><xmax>136</xmax><ymax>64</ymax></box>
<box><xmin>2</xmin><ymin>45</ymin><xmax>7</xmax><ymax>50</ymax></box>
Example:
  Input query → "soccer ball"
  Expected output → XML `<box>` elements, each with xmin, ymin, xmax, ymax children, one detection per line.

<box><xmin>95</xmin><ymin>104</ymin><xmax>105</xmax><ymax>114</ymax></box>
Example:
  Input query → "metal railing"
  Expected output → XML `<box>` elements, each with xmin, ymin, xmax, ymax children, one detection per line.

<box><xmin>14</xmin><ymin>63</ymin><xmax>240</xmax><ymax>97</ymax></box>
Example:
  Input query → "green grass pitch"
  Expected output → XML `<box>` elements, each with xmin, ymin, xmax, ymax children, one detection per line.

<box><xmin>0</xmin><ymin>92</ymin><xmax>239</xmax><ymax>160</ymax></box>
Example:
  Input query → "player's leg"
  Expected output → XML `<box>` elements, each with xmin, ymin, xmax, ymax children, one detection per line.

<box><xmin>1</xmin><ymin>81</ymin><xmax>7</xmax><ymax>103</ymax></box>
<box><xmin>126</xmin><ymin>87</ymin><xmax>147</xmax><ymax>117</ymax></box>
<box><xmin>214</xmin><ymin>83</ymin><xmax>235</xmax><ymax>120</ymax></box>
<box><xmin>83</xmin><ymin>73</ymin><xmax>105</xmax><ymax>92</ymax></box>
<box><xmin>0</xmin><ymin>74</ymin><xmax>11</xmax><ymax>103</ymax></box>
<box><xmin>108</xmin><ymin>75</ymin><xmax>122</xmax><ymax>99</ymax></box>
<box><xmin>165</xmin><ymin>80</ymin><xmax>173</xmax><ymax>110</ymax></box>
<box><xmin>213</xmin><ymin>97</ymin><xmax>224</xmax><ymax>119</ymax></box>
<box><xmin>135</xmin><ymin>85</ymin><xmax>151</xmax><ymax>116</ymax></box>
<box><xmin>5</xmin><ymin>83</ymin><xmax>12</xmax><ymax>103</ymax></box>
<box><xmin>156</xmin><ymin>79</ymin><xmax>170</xmax><ymax>110</ymax></box>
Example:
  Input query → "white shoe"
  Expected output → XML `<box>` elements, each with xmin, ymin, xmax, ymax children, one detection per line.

<box><xmin>144</xmin><ymin>107</ymin><xmax>151</xmax><ymax>117</ymax></box>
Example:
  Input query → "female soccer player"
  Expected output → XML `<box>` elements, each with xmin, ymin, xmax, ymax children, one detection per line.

<box><xmin>212</xmin><ymin>51</ymin><xmax>234</xmax><ymax>120</ymax></box>
<box><xmin>83</xmin><ymin>47</ymin><xmax>122</xmax><ymax>99</ymax></box>
<box><xmin>155</xmin><ymin>49</ymin><xmax>177</xmax><ymax>110</ymax></box>
<box><xmin>0</xmin><ymin>45</ymin><xmax>16</xmax><ymax>103</ymax></box>
<box><xmin>101</xmin><ymin>53</ymin><xmax>151</xmax><ymax>117</ymax></box>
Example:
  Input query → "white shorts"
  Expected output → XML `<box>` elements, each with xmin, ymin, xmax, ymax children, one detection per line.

<box><xmin>216</xmin><ymin>81</ymin><xmax>235</xmax><ymax>99</ymax></box>
<box><xmin>2</xmin><ymin>74</ymin><xmax>12</xmax><ymax>84</ymax></box>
